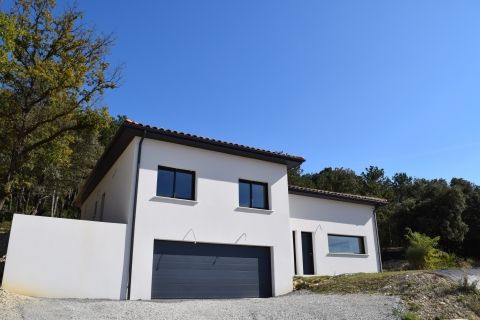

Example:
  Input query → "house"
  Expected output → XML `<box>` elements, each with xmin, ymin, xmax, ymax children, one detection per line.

<box><xmin>71</xmin><ymin>119</ymin><xmax>386</xmax><ymax>300</ymax></box>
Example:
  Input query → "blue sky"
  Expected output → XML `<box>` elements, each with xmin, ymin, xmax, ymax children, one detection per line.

<box><xmin>69</xmin><ymin>1</ymin><xmax>480</xmax><ymax>183</ymax></box>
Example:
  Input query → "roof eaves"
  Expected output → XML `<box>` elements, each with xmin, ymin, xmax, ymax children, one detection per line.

<box><xmin>288</xmin><ymin>185</ymin><xmax>388</xmax><ymax>206</ymax></box>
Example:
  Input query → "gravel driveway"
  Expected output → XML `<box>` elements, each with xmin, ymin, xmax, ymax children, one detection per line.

<box><xmin>1</xmin><ymin>290</ymin><xmax>402</xmax><ymax>320</ymax></box>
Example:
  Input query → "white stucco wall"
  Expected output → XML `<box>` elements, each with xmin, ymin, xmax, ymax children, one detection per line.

<box><xmin>129</xmin><ymin>139</ymin><xmax>293</xmax><ymax>300</ymax></box>
<box><xmin>2</xmin><ymin>214</ymin><xmax>126</xmax><ymax>299</ymax></box>
<box><xmin>80</xmin><ymin>138</ymin><xmax>139</xmax><ymax>299</ymax></box>
<box><xmin>80</xmin><ymin>139</ymin><xmax>138</xmax><ymax>224</ymax></box>
<box><xmin>289</xmin><ymin>194</ymin><xmax>380</xmax><ymax>276</ymax></box>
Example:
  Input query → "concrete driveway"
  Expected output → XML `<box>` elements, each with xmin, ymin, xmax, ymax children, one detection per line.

<box><xmin>1</xmin><ymin>290</ymin><xmax>403</xmax><ymax>320</ymax></box>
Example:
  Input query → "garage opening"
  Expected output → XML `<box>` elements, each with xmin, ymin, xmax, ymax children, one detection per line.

<box><xmin>151</xmin><ymin>240</ymin><xmax>272</xmax><ymax>299</ymax></box>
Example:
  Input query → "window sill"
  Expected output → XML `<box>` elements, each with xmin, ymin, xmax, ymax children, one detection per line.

<box><xmin>327</xmin><ymin>253</ymin><xmax>369</xmax><ymax>258</ymax></box>
<box><xmin>234</xmin><ymin>207</ymin><xmax>273</xmax><ymax>214</ymax></box>
<box><xmin>149</xmin><ymin>196</ymin><xmax>198</xmax><ymax>206</ymax></box>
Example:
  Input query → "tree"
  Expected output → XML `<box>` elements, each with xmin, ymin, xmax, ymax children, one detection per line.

<box><xmin>395</xmin><ymin>179</ymin><xmax>468</xmax><ymax>251</ymax></box>
<box><xmin>0</xmin><ymin>0</ymin><xmax>119</xmax><ymax>211</ymax></box>
<box><xmin>451</xmin><ymin>178</ymin><xmax>480</xmax><ymax>257</ymax></box>
<box><xmin>310</xmin><ymin>167</ymin><xmax>361</xmax><ymax>194</ymax></box>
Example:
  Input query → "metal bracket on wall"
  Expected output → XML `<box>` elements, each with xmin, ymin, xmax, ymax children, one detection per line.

<box><xmin>183</xmin><ymin>228</ymin><xmax>197</xmax><ymax>243</ymax></box>
<box><xmin>234</xmin><ymin>233</ymin><xmax>247</xmax><ymax>243</ymax></box>
<box><xmin>314</xmin><ymin>224</ymin><xmax>323</xmax><ymax>234</ymax></box>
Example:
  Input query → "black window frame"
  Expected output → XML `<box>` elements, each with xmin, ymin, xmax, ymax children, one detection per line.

<box><xmin>238</xmin><ymin>179</ymin><xmax>269</xmax><ymax>210</ymax></box>
<box><xmin>157</xmin><ymin>166</ymin><xmax>196</xmax><ymax>200</ymax></box>
<box><xmin>327</xmin><ymin>234</ymin><xmax>366</xmax><ymax>254</ymax></box>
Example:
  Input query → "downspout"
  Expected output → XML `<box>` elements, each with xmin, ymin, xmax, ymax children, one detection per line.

<box><xmin>127</xmin><ymin>130</ymin><xmax>146</xmax><ymax>300</ymax></box>
<box><xmin>372</xmin><ymin>206</ymin><xmax>383</xmax><ymax>272</ymax></box>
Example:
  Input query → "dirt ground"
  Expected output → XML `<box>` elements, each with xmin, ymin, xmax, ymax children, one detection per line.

<box><xmin>294</xmin><ymin>271</ymin><xmax>480</xmax><ymax>320</ymax></box>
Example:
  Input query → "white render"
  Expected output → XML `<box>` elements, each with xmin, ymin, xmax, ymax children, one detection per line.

<box><xmin>125</xmin><ymin>138</ymin><xmax>381</xmax><ymax>299</ymax></box>
<box><xmin>3</xmin><ymin>214</ymin><xmax>126</xmax><ymax>299</ymax></box>
<box><xmin>289</xmin><ymin>194</ymin><xmax>381</xmax><ymax>275</ymax></box>
<box><xmin>79</xmin><ymin>138</ymin><xmax>138</xmax><ymax>299</ymax></box>
<box><xmin>129</xmin><ymin>139</ymin><xmax>293</xmax><ymax>299</ymax></box>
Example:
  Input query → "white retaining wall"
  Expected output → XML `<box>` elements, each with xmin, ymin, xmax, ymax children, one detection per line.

<box><xmin>2</xmin><ymin>214</ymin><xmax>126</xmax><ymax>299</ymax></box>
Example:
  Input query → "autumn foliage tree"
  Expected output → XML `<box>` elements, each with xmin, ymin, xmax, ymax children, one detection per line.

<box><xmin>0</xmin><ymin>0</ymin><xmax>120</xmax><ymax>211</ymax></box>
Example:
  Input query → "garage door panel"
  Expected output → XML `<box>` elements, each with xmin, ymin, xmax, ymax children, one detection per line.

<box><xmin>153</xmin><ymin>260</ymin><xmax>262</xmax><ymax>272</ymax></box>
<box><xmin>152</xmin><ymin>270</ymin><xmax>260</xmax><ymax>281</ymax></box>
<box><xmin>151</xmin><ymin>240</ymin><xmax>272</xmax><ymax>299</ymax></box>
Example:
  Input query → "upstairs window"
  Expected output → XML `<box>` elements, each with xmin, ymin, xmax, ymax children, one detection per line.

<box><xmin>239</xmin><ymin>179</ymin><xmax>269</xmax><ymax>209</ymax></box>
<box><xmin>157</xmin><ymin>166</ymin><xmax>195</xmax><ymax>200</ymax></box>
<box><xmin>328</xmin><ymin>234</ymin><xmax>365</xmax><ymax>254</ymax></box>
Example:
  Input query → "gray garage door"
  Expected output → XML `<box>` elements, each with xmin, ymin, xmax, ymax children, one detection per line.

<box><xmin>151</xmin><ymin>240</ymin><xmax>272</xmax><ymax>299</ymax></box>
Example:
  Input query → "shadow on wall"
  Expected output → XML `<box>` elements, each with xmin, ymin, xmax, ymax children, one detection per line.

<box><xmin>0</xmin><ymin>232</ymin><xmax>10</xmax><ymax>285</ymax></box>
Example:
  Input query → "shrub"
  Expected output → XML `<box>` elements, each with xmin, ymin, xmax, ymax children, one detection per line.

<box><xmin>404</xmin><ymin>228</ymin><xmax>457</xmax><ymax>269</ymax></box>
<box><xmin>405</xmin><ymin>246</ymin><xmax>428</xmax><ymax>269</ymax></box>
<box><xmin>430</xmin><ymin>250</ymin><xmax>457</xmax><ymax>269</ymax></box>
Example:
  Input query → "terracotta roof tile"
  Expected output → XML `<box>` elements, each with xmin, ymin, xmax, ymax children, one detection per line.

<box><xmin>124</xmin><ymin>119</ymin><xmax>305</xmax><ymax>163</ymax></box>
<box><xmin>288</xmin><ymin>185</ymin><xmax>388</xmax><ymax>205</ymax></box>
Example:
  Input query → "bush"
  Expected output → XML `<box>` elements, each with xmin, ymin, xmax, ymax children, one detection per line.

<box><xmin>406</xmin><ymin>246</ymin><xmax>428</xmax><ymax>269</ymax></box>
<box><xmin>430</xmin><ymin>250</ymin><xmax>457</xmax><ymax>269</ymax></box>
<box><xmin>405</xmin><ymin>228</ymin><xmax>457</xmax><ymax>270</ymax></box>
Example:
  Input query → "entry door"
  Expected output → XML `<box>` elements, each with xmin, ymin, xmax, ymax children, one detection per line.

<box><xmin>301</xmin><ymin>232</ymin><xmax>314</xmax><ymax>275</ymax></box>
<box><xmin>151</xmin><ymin>240</ymin><xmax>272</xmax><ymax>299</ymax></box>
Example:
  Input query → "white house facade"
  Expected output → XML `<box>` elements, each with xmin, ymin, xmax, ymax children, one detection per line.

<box><xmin>74</xmin><ymin>120</ymin><xmax>386</xmax><ymax>300</ymax></box>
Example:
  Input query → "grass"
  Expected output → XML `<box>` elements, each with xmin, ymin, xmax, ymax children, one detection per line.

<box><xmin>400</xmin><ymin>311</ymin><xmax>419</xmax><ymax>320</ymax></box>
<box><xmin>294</xmin><ymin>271</ymin><xmax>480</xmax><ymax>319</ymax></box>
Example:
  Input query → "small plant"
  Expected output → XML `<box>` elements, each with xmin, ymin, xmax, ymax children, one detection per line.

<box><xmin>457</xmin><ymin>273</ymin><xmax>479</xmax><ymax>295</ymax></box>
<box><xmin>401</xmin><ymin>311</ymin><xmax>420</xmax><ymax>320</ymax></box>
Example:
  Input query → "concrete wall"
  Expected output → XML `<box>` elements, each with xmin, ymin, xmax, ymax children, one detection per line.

<box><xmin>289</xmin><ymin>194</ymin><xmax>380</xmax><ymax>276</ymax></box>
<box><xmin>129</xmin><ymin>138</ymin><xmax>293</xmax><ymax>300</ymax></box>
<box><xmin>2</xmin><ymin>214</ymin><xmax>126</xmax><ymax>299</ymax></box>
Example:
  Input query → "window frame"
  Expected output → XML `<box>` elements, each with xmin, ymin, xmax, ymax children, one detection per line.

<box><xmin>157</xmin><ymin>165</ymin><xmax>196</xmax><ymax>200</ymax></box>
<box><xmin>327</xmin><ymin>234</ymin><xmax>366</xmax><ymax>255</ymax></box>
<box><xmin>238</xmin><ymin>179</ymin><xmax>269</xmax><ymax>210</ymax></box>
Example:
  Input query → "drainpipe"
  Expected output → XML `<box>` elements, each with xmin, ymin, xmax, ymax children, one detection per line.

<box><xmin>372</xmin><ymin>206</ymin><xmax>383</xmax><ymax>272</ymax></box>
<box><xmin>127</xmin><ymin>130</ymin><xmax>146</xmax><ymax>300</ymax></box>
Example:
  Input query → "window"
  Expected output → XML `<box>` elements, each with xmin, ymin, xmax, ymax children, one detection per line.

<box><xmin>99</xmin><ymin>193</ymin><xmax>105</xmax><ymax>221</ymax></box>
<box><xmin>239</xmin><ymin>179</ymin><xmax>269</xmax><ymax>209</ymax></box>
<box><xmin>157</xmin><ymin>166</ymin><xmax>195</xmax><ymax>200</ymax></box>
<box><xmin>328</xmin><ymin>234</ymin><xmax>365</xmax><ymax>254</ymax></box>
<box><xmin>292</xmin><ymin>231</ymin><xmax>297</xmax><ymax>275</ymax></box>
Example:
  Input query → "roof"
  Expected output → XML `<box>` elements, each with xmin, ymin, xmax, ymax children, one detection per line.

<box><xmin>288</xmin><ymin>185</ymin><xmax>388</xmax><ymax>206</ymax></box>
<box><xmin>75</xmin><ymin>119</ymin><xmax>305</xmax><ymax>206</ymax></box>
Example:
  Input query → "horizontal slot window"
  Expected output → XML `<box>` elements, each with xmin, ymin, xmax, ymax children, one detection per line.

<box><xmin>328</xmin><ymin>234</ymin><xmax>365</xmax><ymax>254</ymax></box>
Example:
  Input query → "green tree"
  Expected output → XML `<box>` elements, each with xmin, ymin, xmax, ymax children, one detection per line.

<box><xmin>0</xmin><ymin>0</ymin><xmax>119</xmax><ymax>211</ymax></box>
<box><xmin>310</xmin><ymin>167</ymin><xmax>361</xmax><ymax>194</ymax></box>
<box><xmin>451</xmin><ymin>178</ymin><xmax>480</xmax><ymax>257</ymax></box>
<box><xmin>396</xmin><ymin>179</ymin><xmax>468</xmax><ymax>251</ymax></box>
